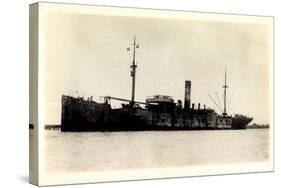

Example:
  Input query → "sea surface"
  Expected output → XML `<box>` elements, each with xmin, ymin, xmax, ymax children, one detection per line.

<box><xmin>44</xmin><ymin>129</ymin><xmax>269</xmax><ymax>173</ymax></box>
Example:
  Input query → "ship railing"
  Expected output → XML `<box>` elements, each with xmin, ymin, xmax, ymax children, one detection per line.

<box><xmin>146</xmin><ymin>95</ymin><xmax>174</xmax><ymax>103</ymax></box>
<box><xmin>63</xmin><ymin>91</ymin><xmax>104</xmax><ymax>103</ymax></box>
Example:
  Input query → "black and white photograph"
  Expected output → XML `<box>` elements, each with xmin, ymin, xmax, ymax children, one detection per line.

<box><xmin>29</xmin><ymin>2</ymin><xmax>273</xmax><ymax>186</ymax></box>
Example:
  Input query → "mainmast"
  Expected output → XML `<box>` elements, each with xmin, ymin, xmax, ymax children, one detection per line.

<box><xmin>222</xmin><ymin>68</ymin><xmax>228</xmax><ymax>116</ymax></box>
<box><xmin>127</xmin><ymin>36</ymin><xmax>139</xmax><ymax>107</ymax></box>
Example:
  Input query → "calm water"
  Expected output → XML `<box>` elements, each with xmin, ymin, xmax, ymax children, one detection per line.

<box><xmin>45</xmin><ymin>129</ymin><xmax>269</xmax><ymax>173</ymax></box>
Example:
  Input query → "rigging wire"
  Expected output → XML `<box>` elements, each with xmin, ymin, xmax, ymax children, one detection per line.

<box><xmin>208</xmin><ymin>94</ymin><xmax>223</xmax><ymax>113</ymax></box>
<box><xmin>215</xmin><ymin>92</ymin><xmax>223</xmax><ymax>111</ymax></box>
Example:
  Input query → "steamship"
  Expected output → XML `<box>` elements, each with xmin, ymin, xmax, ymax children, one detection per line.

<box><xmin>61</xmin><ymin>37</ymin><xmax>253</xmax><ymax>132</ymax></box>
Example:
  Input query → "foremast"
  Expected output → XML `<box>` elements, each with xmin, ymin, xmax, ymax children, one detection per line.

<box><xmin>127</xmin><ymin>36</ymin><xmax>139</xmax><ymax>107</ymax></box>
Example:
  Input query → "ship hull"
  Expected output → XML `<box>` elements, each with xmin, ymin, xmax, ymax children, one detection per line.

<box><xmin>231</xmin><ymin>115</ymin><xmax>253</xmax><ymax>129</ymax></box>
<box><xmin>60</xmin><ymin>95</ymin><xmax>251</xmax><ymax>132</ymax></box>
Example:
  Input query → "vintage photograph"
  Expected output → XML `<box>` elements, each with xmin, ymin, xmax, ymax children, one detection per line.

<box><xmin>30</xmin><ymin>2</ymin><xmax>273</xmax><ymax>185</ymax></box>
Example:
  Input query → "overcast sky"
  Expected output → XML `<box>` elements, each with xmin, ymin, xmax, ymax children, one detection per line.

<box><xmin>42</xmin><ymin>10</ymin><xmax>272</xmax><ymax>125</ymax></box>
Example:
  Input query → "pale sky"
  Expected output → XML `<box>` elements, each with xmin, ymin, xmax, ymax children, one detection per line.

<box><xmin>42</xmin><ymin>11</ymin><xmax>272</xmax><ymax>125</ymax></box>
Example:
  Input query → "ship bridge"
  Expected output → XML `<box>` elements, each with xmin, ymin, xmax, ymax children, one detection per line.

<box><xmin>146</xmin><ymin>95</ymin><xmax>175</xmax><ymax>113</ymax></box>
<box><xmin>146</xmin><ymin>95</ymin><xmax>174</xmax><ymax>104</ymax></box>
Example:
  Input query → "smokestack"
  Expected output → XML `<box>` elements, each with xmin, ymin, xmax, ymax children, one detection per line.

<box><xmin>184</xmin><ymin>80</ymin><xmax>191</xmax><ymax>111</ymax></box>
<box><xmin>204</xmin><ymin>105</ymin><xmax>206</xmax><ymax>110</ymax></box>
<box><xmin>198</xmin><ymin>103</ymin><xmax>200</xmax><ymax>110</ymax></box>
<box><xmin>192</xmin><ymin>103</ymin><xmax>195</xmax><ymax>110</ymax></box>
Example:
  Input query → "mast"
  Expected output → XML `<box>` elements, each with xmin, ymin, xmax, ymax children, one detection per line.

<box><xmin>127</xmin><ymin>36</ymin><xmax>139</xmax><ymax>107</ymax></box>
<box><xmin>222</xmin><ymin>68</ymin><xmax>228</xmax><ymax>116</ymax></box>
